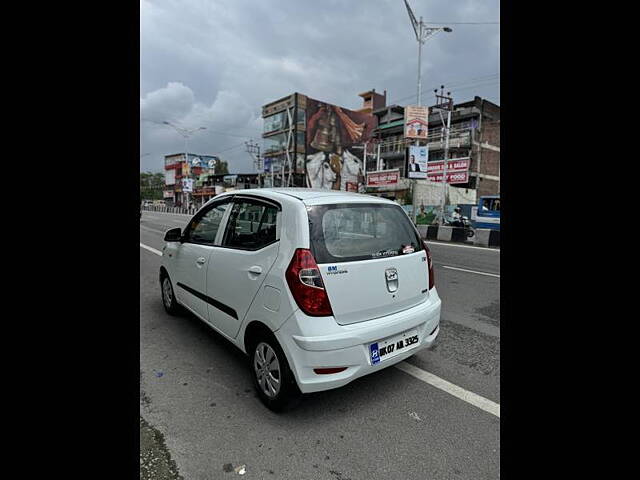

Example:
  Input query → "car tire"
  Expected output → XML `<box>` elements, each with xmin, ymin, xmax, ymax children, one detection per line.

<box><xmin>249</xmin><ymin>334</ymin><xmax>301</xmax><ymax>412</ymax></box>
<box><xmin>160</xmin><ymin>272</ymin><xmax>182</xmax><ymax>316</ymax></box>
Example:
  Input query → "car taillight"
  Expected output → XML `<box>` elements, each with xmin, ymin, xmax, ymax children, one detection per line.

<box><xmin>423</xmin><ymin>241</ymin><xmax>435</xmax><ymax>290</ymax></box>
<box><xmin>285</xmin><ymin>248</ymin><xmax>334</xmax><ymax>316</ymax></box>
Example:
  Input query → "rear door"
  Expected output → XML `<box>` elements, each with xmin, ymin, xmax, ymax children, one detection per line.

<box><xmin>205</xmin><ymin>197</ymin><xmax>281</xmax><ymax>339</ymax></box>
<box><xmin>307</xmin><ymin>202</ymin><xmax>429</xmax><ymax>325</ymax></box>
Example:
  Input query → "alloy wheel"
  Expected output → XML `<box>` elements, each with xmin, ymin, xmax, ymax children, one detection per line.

<box><xmin>162</xmin><ymin>277</ymin><xmax>173</xmax><ymax>308</ymax></box>
<box><xmin>253</xmin><ymin>342</ymin><xmax>281</xmax><ymax>398</ymax></box>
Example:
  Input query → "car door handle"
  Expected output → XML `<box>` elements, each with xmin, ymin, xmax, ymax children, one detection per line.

<box><xmin>196</xmin><ymin>257</ymin><xmax>207</xmax><ymax>265</ymax></box>
<box><xmin>248</xmin><ymin>266</ymin><xmax>262</xmax><ymax>275</ymax></box>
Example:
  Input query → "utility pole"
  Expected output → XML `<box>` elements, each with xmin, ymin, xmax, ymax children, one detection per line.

<box><xmin>432</xmin><ymin>86</ymin><xmax>454</xmax><ymax>225</ymax></box>
<box><xmin>402</xmin><ymin>0</ymin><xmax>452</xmax><ymax>222</ymax></box>
<box><xmin>245</xmin><ymin>140</ymin><xmax>262</xmax><ymax>188</ymax></box>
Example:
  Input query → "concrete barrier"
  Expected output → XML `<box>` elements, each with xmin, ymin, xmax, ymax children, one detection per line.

<box><xmin>437</xmin><ymin>226</ymin><xmax>468</xmax><ymax>242</ymax></box>
<box><xmin>436</xmin><ymin>226</ymin><xmax>453</xmax><ymax>242</ymax></box>
<box><xmin>473</xmin><ymin>228</ymin><xmax>500</xmax><ymax>247</ymax></box>
<box><xmin>417</xmin><ymin>225</ymin><xmax>439</xmax><ymax>240</ymax></box>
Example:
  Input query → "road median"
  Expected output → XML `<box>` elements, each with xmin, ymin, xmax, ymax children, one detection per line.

<box><xmin>417</xmin><ymin>224</ymin><xmax>500</xmax><ymax>248</ymax></box>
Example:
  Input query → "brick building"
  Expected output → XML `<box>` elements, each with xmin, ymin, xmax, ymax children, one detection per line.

<box><xmin>370</xmin><ymin>96</ymin><xmax>500</xmax><ymax>200</ymax></box>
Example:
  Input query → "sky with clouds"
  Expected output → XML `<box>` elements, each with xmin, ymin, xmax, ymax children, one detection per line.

<box><xmin>140</xmin><ymin>0</ymin><xmax>499</xmax><ymax>173</ymax></box>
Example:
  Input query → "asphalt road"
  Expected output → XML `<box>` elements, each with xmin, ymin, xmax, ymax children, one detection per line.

<box><xmin>140</xmin><ymin>210</ymin><xmax>500</xmax><ymax>480</ymax></box>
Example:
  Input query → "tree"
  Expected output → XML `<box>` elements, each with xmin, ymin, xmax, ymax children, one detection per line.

<box><xmin>140</xmin><ymin>171</ymin><xmax>165</xmax><ymax>200</ymax></box>
<box><xmin>214</xmin><ymin>160</ymin><xmax>229</xmax><ymax>175</ymax></box>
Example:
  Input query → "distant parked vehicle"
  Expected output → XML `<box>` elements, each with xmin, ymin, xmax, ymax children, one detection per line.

<box><xmin>472</xmin><ymin>195</ymin><xmax>500</xmax><ymax>231</ymax></box>
<box><xmin>142</xmin><ymin>200</ymin><xmax>153</xmax><ymax>207</ymax></box>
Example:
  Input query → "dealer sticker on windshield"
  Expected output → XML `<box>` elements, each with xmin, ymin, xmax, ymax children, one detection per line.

<box><xmin>369</xmin><ymin>329</ymin><xmax>420</xmax><ymax>365</ymax></box>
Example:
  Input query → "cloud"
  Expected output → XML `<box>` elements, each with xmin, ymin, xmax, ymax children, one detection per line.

<box><xmin>140</xmin><ymin>0</ymin><xmax>499</xmax><ymax>173</ymax></box>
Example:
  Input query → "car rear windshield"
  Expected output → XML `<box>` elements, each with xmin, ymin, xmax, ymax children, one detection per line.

<box><xmin>307</xmin><ymin>203</ymin><xmax>423</xmax><ymax>264</ymax></box>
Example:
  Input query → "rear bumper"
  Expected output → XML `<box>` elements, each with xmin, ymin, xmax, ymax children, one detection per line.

<box><xmin>274</xmin><ymin>289</ymin><xmax>441</xmax><ymax>393</ymax></box>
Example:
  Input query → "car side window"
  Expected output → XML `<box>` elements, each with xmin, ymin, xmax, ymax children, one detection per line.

<box><xmin>184</xmin><ymin>200</ymin><xmax>230</xmax><ymax>245</ymax></box>
<box><xmin>223</xmin><ymin>199</ymin><xmax>279</xmax><ymax>250</ymax></box>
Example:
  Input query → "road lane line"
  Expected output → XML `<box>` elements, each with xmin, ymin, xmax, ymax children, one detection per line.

<box><xmin>441</xmin><ymin>265</ymin><xmax>500</xmax><ymax>278</ymax></box>
<box><xmin>395</xmin><ymin>361</ymin><xmax>500</xmax><ymax>418</ymax></box>
<box><xmin>140</xmin><ymin>243</ymin><xmax>162</xmax><ymax>256</ymax></box>
<box><xmin>426</xmin><ymin>240</ymin><xmax>500</xmax><ymax>252</ymax></box>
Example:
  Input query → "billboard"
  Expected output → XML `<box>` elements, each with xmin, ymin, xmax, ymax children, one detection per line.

<box><xmin>185</xmin><ymin>154</ymin><xmax>218</xmax><ymax>171</ymax></box>
<box><xmin>404</xmin><ymin>105</ymin><xmax>428</xmax><ymax>139</ymax></box>
<box><xmin>407</xmin><ymin>146</ymin><xmax>428</xmax><ymax>179</ymax></box>
<box><xmin>182</xmin><ymin>178</ymin><xmax>194</xmax><ymax>192</ymax></box>
<box><xmin>306</xmin><ymin>98</ymin><xmax>377</xmax><ymax>191</ymax></box>
<box><xmin>426</xmin><ymin>157</ymin><xmax>470</xmax><ymax>175</ymax></box>
<box><xmin>428</xmin><ymin>171</ymin><xmax>469</xmax><ymax>184</ymax></box>
<box><xmin>366</xmin><ymin>169</ymin><xmax>400</xmax><ymax>187</ymax></box>
<box><xmin>165</xmin><ymin>169</ymin><xmax>175</xmax><ymax>185</ymax></box>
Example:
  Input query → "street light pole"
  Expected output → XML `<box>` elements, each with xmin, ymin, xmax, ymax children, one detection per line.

<box><xmin>403</xmin><ymin>0</ymin><xmax>452</xmax><ymax>223</ymax></box>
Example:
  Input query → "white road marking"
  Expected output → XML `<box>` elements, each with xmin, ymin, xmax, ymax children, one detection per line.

<box><xmin>426</xmin><ymin>240</ymin><xmax>500</xmax><ymax>252</ymax></box>
<box><xmin>441</xmin><ymin>265</ymin><xmax>500</xmax><ymax>278</ymax></box>
<box><xmin>395</xmin><ymin>361</ymin><xmax>500</xmax><ymax>418</ymax></box>
<box><xmin>140</xmin><ymin>243</ymin><xmax>163</xmax><ymax>256</ymax></box>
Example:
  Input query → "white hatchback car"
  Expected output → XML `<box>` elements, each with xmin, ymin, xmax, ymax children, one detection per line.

<box><xmin>160</xmin><ymin>188</ymin><xmax>441</xmax><ymax>411</ymax></box>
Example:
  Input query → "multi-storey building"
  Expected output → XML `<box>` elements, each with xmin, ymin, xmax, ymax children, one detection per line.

<box><xmin>370</xmin><ymin>96</ymin><xmax>500</xmax><ymax>201</ymax></box>
<box><xmin>261</xmin><ymin>91</ymin><xmax>381</xmax><ymax>191</ymax></box>
<box><xmin>163</xmin><ymin>153</ymin><xmax>218</xmax><ymax>207</ymax></box>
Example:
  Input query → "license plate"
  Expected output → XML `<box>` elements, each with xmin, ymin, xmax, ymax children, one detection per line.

<box><xmin>369</xmin><ymin>329</ymin><xmax>420</xmax><ymax>365</ymax></box>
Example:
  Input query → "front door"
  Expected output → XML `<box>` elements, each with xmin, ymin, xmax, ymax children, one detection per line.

<box><xmin>173</xmin><ymin>199</ymin><xmax>232</xmax><ymax>321</ymax></box>
<box><xmin>206</xmin><ymin>197</ymin><xmax>280</xmax><ymax>339</ymax></box>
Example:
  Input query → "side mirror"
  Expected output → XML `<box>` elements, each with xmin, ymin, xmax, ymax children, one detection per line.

<box><xmin>164</xmin><ymin>227</ymin><xmax>182</xmax><ymax>242</ymax></box>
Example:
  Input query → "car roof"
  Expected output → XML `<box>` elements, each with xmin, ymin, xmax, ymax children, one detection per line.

<box><xmin>212</xmin><ymin>188</ymin><xmax>396</xmax><ymax>206</ymax></box>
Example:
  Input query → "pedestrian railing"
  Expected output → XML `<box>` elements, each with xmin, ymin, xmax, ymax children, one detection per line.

<box><xmin>141</xmin><ymin>206</ymin><xmax>197</xmax><ymax>215</ymax></box>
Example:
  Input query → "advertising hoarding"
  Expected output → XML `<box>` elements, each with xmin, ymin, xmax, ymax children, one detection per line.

<box><xmin>426</xmin><ymin>157</ymin><xmax>470</xmax><ymax>175</ymax></box>
<box><xmin>366</xmin><ymin>169</ymin><xmax>400</xmax><ymax>187</ymax></box>
<box><xmin>182</xmin><ymin>178</ymin><xmax>194</xmax><ymax>192</ymax></box>
<box><xmin>306</xmin><ymin>97</ymin><xmax>377</xmax><ymax>191</ymax></box>
<box><xmin>185</xmin><ymin>154</ymin><xmax>218</xmax><ymax>170</ymax></box>
<box><xmin>407</xmin><ymin>146</ymin><xmax>428</xmax><ymax>179</ymax></box>
<box><xmin>165</xmin><ymin>169</ymin><xmax>176</xmax><ymax>185</ymax></box>
<box><xmin>404</xmin><ymin>105</ymin><xmax>428</xmax><ymax>139</ymax></box>
<box><xmin>428</xmin><ymin>171</ymin><xmax>469</xmax><ymax>184</ymax></box>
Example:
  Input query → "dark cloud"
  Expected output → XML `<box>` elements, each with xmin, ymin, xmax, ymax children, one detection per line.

<box><xmin>140</xmin><ymin>0</ymin><xmax>499</xmax><ymax>172</ymax></box>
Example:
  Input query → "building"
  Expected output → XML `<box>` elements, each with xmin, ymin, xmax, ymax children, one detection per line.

<box><xmin>370</xmin><ymin>96</ymin><xmax>500</xmax><ymax>202</ymax></box>
<box><xmin>163</xmin><ymin>153</ymin><xmax>219</xmax><ymax>207</ymax></box>
<box><xmin>192</xmin><ymin>173</ymin><xmax>260</xmax><ymax>206</ymax></box>
<box><xmin>261</xmin><ymin>92</ymin><xmax>380</xmax><ymax>191</ymax></box>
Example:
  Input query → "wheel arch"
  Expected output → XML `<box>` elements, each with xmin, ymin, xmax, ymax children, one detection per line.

<box><xmin>243</xmin><ymin>320</ymin><xmax>275</xmax><ymax>356</ymax></box>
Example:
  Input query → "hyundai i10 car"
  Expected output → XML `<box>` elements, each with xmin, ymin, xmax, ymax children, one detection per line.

<box><xmin>159</xmin><ymin>188</ymin><xmax>441</xmax><ymax>411</ymax></box>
